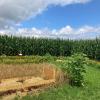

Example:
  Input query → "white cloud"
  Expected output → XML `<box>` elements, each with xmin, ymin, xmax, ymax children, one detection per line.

<box><xmin>0</xmin><ymin>25</ymin><xmax>100</xmax><ymax>39</ymax></box>
<box><xmin>77</xmin><ymin>26</ymin><xmax>97</xmax><ymax>34</ymax></box>
<box><xmin>59</xmin><ymin>25</ymin><xmax>74</xmax><ymax>35</ymax></box>
<box><xmin>0</xmin><ymin>0</ymin><xmax>91</xmax><ymax>28</ymax></box>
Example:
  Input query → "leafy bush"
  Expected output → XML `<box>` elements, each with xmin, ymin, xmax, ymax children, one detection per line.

<box><xmin>43</xmin><ymin>53</ymin><xmax>56</xmax><ymax>62</ymax></box>
<box><xmin>62</xmin><ymin>53</ymin><xmax>88</xmax><ymax>87</ymax></box>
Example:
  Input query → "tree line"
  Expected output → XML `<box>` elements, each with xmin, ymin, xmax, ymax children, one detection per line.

<box><xmin>0</xmin><ymin>35</ymin><xmax>100</xmax><ymax>60</ymax></box>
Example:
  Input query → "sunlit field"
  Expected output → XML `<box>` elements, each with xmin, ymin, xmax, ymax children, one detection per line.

<box><xmin>0</xmin><ymin>55</ymin><xmax>99</xmax><ymax>100</ymax></box>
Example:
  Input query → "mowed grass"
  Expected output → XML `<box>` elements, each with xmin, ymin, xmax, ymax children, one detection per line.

<box><xmin>0</xmin><ymin>56</ymin><xmax>51</xmax><ymax>64</ymax></box>
<box><xmin>15</xmin><ymin>62</ymin><xmax>100</xmax><ymax>100</ymax></box>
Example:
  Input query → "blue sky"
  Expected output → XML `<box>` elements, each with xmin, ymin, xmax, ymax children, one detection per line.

<box><xmin>0</xmin><ymin>0</ymin><xmax>100</xmax><ymax>39</ymax></box>
<box><xmin>21</xmin><ymin>0</ymin><xmax>100</xmax><ymax>29</ymax></box>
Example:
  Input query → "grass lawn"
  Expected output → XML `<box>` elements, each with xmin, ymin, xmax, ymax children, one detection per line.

<box><xmin>14</xmin><ymin>62</ymin><xmax>100</xmax><ymax>100</ymax></box>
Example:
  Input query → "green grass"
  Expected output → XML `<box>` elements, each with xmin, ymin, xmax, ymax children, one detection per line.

<box><xmin>0</xmin><ymin>55</ymin><xmax>57</xmax><ymax>64</ymax></box>
<box><xmin>14</xmin><ymin>62</ymin><xmax>100</xmax><ymax>100</ymax></box>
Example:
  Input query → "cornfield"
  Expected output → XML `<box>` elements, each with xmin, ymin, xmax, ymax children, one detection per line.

<box><xmin>0</xmin><ymin>35</ymin><xmax>100</xmax><ymax>60</ymax></box>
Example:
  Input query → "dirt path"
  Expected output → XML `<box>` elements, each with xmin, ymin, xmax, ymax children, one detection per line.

<box><xmin>0</xmin><ymin>77</ymin><xmax>55</xmax><ymax>100</ymax></box>
<box><xmin>0</xmin><ymin>63</ymin><xmax>64</xmax><ymax>99</ymax></box>
<box><xmin>1</xmin><ymin>94</ymin><xmax>16</xmax><ymax>100</ymax></box>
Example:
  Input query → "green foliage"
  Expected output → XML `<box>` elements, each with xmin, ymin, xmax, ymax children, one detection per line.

<box><xmin>0</xmin><ymin>35</ymin><xmax>100</xmax><ymax>60</ymax></box>
<box><xmin>44</xmin><ymin>53</ymin><xmax>55</xmax><ymax>62</ymax></box>
<box><xmin>62</xmin><ymin>53</ymin><xmax>88</xmax><ymax>87</ymax></box>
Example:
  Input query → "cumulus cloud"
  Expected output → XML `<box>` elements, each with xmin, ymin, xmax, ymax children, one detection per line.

<box><xmin>0</xmin><ymin>25</ymin><xmax>100</xmax><ymax>39</ymax></box>
<box><xmin>0</xmin><ymin>0</ymin><xmax>91</xmax><ymax>28</ymax></box>
<box><xmin>58</xmin><ymin>25</ymin><xmax>74</xmax><ymax>35</ymax></box>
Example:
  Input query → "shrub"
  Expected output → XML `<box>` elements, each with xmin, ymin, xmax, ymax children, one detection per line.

<box><xmin>62</xmin><ymin>53</ymin><xmax>88</xmax><ymax>87</ymax></box>
<box><xmin>44</xmin><ymin>53</ymin><xmax>55</xmax><ymax>62</ymax></box>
